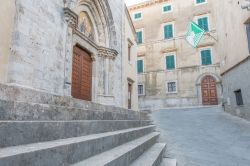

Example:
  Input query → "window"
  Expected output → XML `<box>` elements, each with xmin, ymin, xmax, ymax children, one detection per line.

<box><xmin>138</xmin><ymin>84</ymin><xmax>145</xmax><ymax>96</ymax></box>
<box><xmin>136</xmin><ymin>31</ymin><xmax>143</xmax><ymax>44</ymax></box>
<box><xmin>167</xmin><ymin>81</ymin><xmax>177</xmax><ymax>93</ymax></box>
<box><xmin>234</xmin><ymin>89</ymin><xmax>244</xmax><ymax>106</ymax></box>
<box><xmin>134</xmin><ymin>12</ymin><xmax>142</xmax><ymax>20</ymax></box>
<box><xmin>166</xmin><ymin>55</ymin><xmax>176</xmax><ymax>70</ymax></box>
<box><xmin>246</xmin><ymin>23</ymin><xmax>250</xmax><ymax>53</ymax></box>
<box><xmin>195</xmin><ymin>0</ymin><xmax>206</xmax><ymax>5</ymax></box>
<box><xmin>137</xmin><ymin>59</ymin><xmax>144</xmax><ymax>73</ymax></box>
<box><xmin>201</xmin><ymin>49</ymin><xmax>212</xmax><ymax>65</ymax></box>
<box><xmin>164</xmin><ymin>24</ymin><xmax>174</xmax><ymax>39</ymax></box>
<box><xmin>197</xmin><ymin>17</ymin><xmax>209</xmax><ymax>31</ymax></box>
<box><xmin>163</xmin><ymin>4</ymin><xmax>172</xmax><ymax>13</ymax></box>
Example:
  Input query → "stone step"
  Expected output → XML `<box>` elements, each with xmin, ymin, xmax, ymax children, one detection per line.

<box><xmin>0</xmin><ymin>125</ymin><xmax>156</xmax><ymax>166</ymax></box>
<box><xmin>160</xmin><ymin>158</ymin><xmax>177</xmax><ymax>166</ymax></box>
<box><xmin>0</xmin><ymin>120</ymin><xmax>153</xmax><ymax>148</ymax></box>
<box><xmin>72</xmin><ymin>132</ymin><xmax>160</xmax><ymax>166</ymax></box>
<box><xmin>130</xmin><ymin>143</ymin><xmax>166</xmax><ymax>166</ymax></box>
<box><xmin>0</xmin><ymin>83</ymin><xmax>148</xmax><ymax>119</ymax></box>
<box><xmin>0</xmin><ymin>99</ymin><xmax>149</xmax><ymax>121</ymax></box>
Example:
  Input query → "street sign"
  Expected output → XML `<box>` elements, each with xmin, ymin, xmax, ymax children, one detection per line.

<box><xmin>186</xmin><ymin>21</ymin><xmax>205</xmax><ymax>48</ymax></box>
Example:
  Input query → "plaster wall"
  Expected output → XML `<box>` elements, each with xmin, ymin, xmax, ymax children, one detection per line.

<box><xmin>129</xmin><ymin>0</ymin><xmax>221</xmax><ymax>110</ymax></box>
<box><xmin>122</xmin><ymin>8</ymin><xmax>139</xmax><ymax>110</ymax></box>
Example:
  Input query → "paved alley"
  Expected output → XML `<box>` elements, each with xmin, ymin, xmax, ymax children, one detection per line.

<box><xmin>152</xmin><ymin>107</ymin><xmax>250</xmax><ymax>166</ymax></box>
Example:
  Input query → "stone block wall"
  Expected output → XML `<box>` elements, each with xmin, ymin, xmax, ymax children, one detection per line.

<box><xmin>8</xmin><ymin>0</ymin><xmax>67</xmax><ymax>95</ymax></box>
<box><xmin>223</xmin><ymin>59</ymin><xmax>250</xmax><ymax>121</ymax></box>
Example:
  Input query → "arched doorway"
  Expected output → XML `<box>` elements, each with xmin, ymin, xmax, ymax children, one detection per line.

<box><xmin>201</xmin><ymin>75</ymin><xmax>218</xmax><ymax>105</ymax></box>
<box><xmin>71</xmin><ymin>46</ymin><xmax>92</xmax><ymax>101</ymax></box>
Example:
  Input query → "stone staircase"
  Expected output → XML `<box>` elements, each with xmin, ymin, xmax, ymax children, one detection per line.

<box><xmin>0</xmin><ymin>84</ymin><xmax>166</xmax><ymax>166</ymax></box>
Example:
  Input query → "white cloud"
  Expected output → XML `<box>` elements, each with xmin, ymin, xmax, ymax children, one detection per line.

<box><xmin>125</xmin><ymin>0</ymin><xmax>149</xmax><ymax>6</ymax></box>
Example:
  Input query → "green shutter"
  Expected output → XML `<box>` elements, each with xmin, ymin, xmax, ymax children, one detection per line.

<box><xmin>201</xmin><ymin>50</ymin><xmax>212</xmax><ymax>65</ymax></box>
<box><xmin>134</xmin><ymin>13</ymin><xmax>142</xmax><ymax>19</ymax></box>
<box><xmin>198</xmin><ymin>17</ymin><xmax>209</xmax><ymax>31</ymax></box>
<box><xmin>166</xmin><ymin>55</ymin><xmax>175</xmax><ymax>70</ymax></box>
<box><xmin>164</xmin><ymin>24</ymin><xmax>173</xmax><ymax>39</ymax></box>
<box><xmin>196</xmin><ymin>0</ymin><xmax>205</xmax><ymax>4</ymax></box>
<box><xmin>137</xmin><ymin>60</ymin><xmax>144</xmax><ymax>73</ymax></box>
<box><xmin>137</xmin><ymin>31</ymin><xmax>143</xmax><ymax>44</ymax></box>
<box><xmin>163</xmin><ymin>5</ymin><xmax>171</xmax><ymax>12</ymax></box>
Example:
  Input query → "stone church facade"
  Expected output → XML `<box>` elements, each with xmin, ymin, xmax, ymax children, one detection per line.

<box><xmin>0</xmin><ymin>0</ymin><xmax>138</xmax><ymax>109</ymax></box>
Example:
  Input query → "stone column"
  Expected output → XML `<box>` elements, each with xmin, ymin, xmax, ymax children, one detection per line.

<box><xmin>63</xmin><ymin>8</ymin><xmax>78</xmax><ymax>96</ymax></box>
<box><xmin>104</xmin><ymin>58</ymin><xmax>109</xmax><ymax>95</ymax></box>
<box><xmin>98</xmin><ymin>47</ymin><xmax>118</xmax><ymax>96</ymax></box>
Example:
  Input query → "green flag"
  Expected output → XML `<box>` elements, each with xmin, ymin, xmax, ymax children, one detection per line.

<box><xmin>186</xmin><ymin>21</ymin><xmax>205</xmax><ymax>48</ymax></box>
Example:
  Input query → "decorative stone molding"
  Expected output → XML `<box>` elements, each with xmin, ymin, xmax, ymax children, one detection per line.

<box><xmin>64</xmin><ymin>8</ymin><xmax>78</xmax><ymax>28</ymax></box>
<box><xmin>74</xmin><ymin>29</ymin><xmax>99</xmax><ymax>49</ymax></box>
<box><xmin>98</xmin><ymin>46</ymin><xmax>118</xmax><ymax>60</ymax></box>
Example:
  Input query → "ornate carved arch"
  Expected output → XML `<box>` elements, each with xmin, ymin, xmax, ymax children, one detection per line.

<box><xmin>64</xmin><ymin>0</ymin><xmax>117</xmax><ymax>48</ymax></box>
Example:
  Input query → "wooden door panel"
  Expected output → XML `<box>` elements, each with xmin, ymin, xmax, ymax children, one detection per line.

<box><xmin>72</xmin><ymin>46</ymin><xmax>92</xmax><ymax>101</ymax></box>
<box><xmin>201</xmin><ymin>76</ymin><xmax>218</xmax><ymax>105</ymax></box>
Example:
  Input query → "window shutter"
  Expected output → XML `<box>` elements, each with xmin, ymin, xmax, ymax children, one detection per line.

<box><xmin>207</xmin><ymin>50</ymin><xmax>212</xmax><ymax>64</ymax></box>
<box><xmin>201</xmin><ymin>50</ymin><xmax>212</xmax><ymax>65</ymax></box>
<box><xmin>166</xmin><ymin>55</ymin><xmax>175</xmax><ymax>70</ymax></box>
<box><xmin>198</xmin><ymin>17</ymin><xmax>209</xmax><ymax>31</ymax></box>
<box><xmin>246</xmin><ymin>23</ymin><xmax>250</xmax><ymax>53</ymax></box>
<box><xmin>137</xmin><ymin>31</ymin><xmax>142</xmax><ymax>44</ymax></box>
<box><xmin>164</xmin><ymin>25</ymin><xmax>173</xmax><ymax>39</ymax></box>
<box><xmin>137</xmin><ymin>60</ymin><xmax>143</xmax><ymax>73</ymax></box>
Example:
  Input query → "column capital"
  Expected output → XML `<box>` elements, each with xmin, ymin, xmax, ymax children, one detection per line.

<box><xmin>98</xmin><ymin>47</ymin><xmax>118</xmax><ymax>60</ymax></box>
<box><xmin>64</xmin><ymin>8</ymin><xmax>78</xmax><ymax>29</ymax></box>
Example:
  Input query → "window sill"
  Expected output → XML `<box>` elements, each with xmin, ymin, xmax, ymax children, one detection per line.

<box><xmin>164</xmin><ymin>38</ymin><xmax>174</xmax><ymax>41</ymax></box>
<box><xmin>166</xmin><ymin>92</ymin><xmax>178</xmax><ymax>94</ymax></box>
<box><xmin>166</xmin><ymin>69</ymin><xmax>176</xmax><ymax>71</ymax></box>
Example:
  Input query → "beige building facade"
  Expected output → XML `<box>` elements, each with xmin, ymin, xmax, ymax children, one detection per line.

<box><xmin>0</xmin><ymin>0</ymin><xmax>138</xmax><ymax>110</ymax></box>
<box><xmin>129</xmin><ymin>0</ymin><xmax>222</xmax><ymax>110</ymax></box>
<box><xmin>214</xmin><ymin>0</ymin><xmax>250</xmax><ymax>120</ymax></box>
<box><xmin>122</xmin><ymin>8</ymin><xmax>139</xmax><ymax>110</ymax></box>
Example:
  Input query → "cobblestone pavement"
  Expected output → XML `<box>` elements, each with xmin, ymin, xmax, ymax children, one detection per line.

<box><xmin>152</xmin><ymin>107</ymin><xmax>250</xmax><ymax>166</ymax></box>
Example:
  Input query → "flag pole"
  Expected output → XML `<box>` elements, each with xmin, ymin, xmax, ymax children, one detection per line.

<box><xmin>204</xmin><ymin>32</ymin><xmax>218</xmax><ymax>42</ymax></box>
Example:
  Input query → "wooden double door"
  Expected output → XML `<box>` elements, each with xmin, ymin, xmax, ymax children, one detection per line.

<box><xmin>72</xmin><ymin>46</ymin><xmax>92</xmax><ymax>101</ymax></box>
<box><xmin>201</xmin><ymin>75</ymin><xmax>218</xmax><ymax>105</ymax></box>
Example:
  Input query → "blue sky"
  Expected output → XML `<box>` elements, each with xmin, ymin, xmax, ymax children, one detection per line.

<box><xmin>125</xmin><ymin>0</ymin><xmax>149</xmax><ymax>6</ymax></box>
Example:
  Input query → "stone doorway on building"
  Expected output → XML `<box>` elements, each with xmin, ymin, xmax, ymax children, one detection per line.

<box><xmin>71</xmin><ymin>46</ymin><xmax>92</xmax><ymax>101</ymax></box>
<box><xmin>201</xmin><ymin>75</ymin><xmax>218</xmax><ymax>105</ymax></box>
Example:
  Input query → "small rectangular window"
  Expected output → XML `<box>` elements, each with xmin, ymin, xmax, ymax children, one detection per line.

<box><xmin>198</xmin><ymin>17</ymin><xmax>209</xmax><ymax>31</ymax></box>
<box><xmin>167</xmin><ymin>82</ymin><xmax>177</xmax><ymax>93</ymax></box>
<box><xmin>134</xmin><ymin>12</ymin><xmax>142</xmax><ymax>20</ymax></box>
<box><xmin>136</xmin><ymin>31</ymin><xmax>143</xmax><ymax>44</ymax></box>
<box><xmin>201</xmin><ymin>49</ymin><xmax>212</xmax><ymax>65</ymax></box>
<box><xmin>235</xmin><ymin>89</ymin><xmax>244</xmax><ymax>106</ymax></box>
<box><xmin>138</xmin><ymin>84</ymin><xmax>144</xmax><ymax>95</ymax></box>
<box><xmin>166</xmin><ymin>55</ymin><xmax>176</xmax><ymax>70</ymax></box>
<box><xmin>196</xmin><ymin>0</ymin><xmax>206</xmax><ymax>4</ymax></box>
<box><xmin>164</xmin><ymin>24</ymin><xmax>174</xmax><ymax>39</ymax></box>
<box><xmin>163</xmin><ymin>5</ymin><xmax>172</xmax><ymax>13</ymax></box>
<box><xmin>137</xmin><ymin>60</ymin><xmax>144</xmax><ymax>73</ymax></box>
